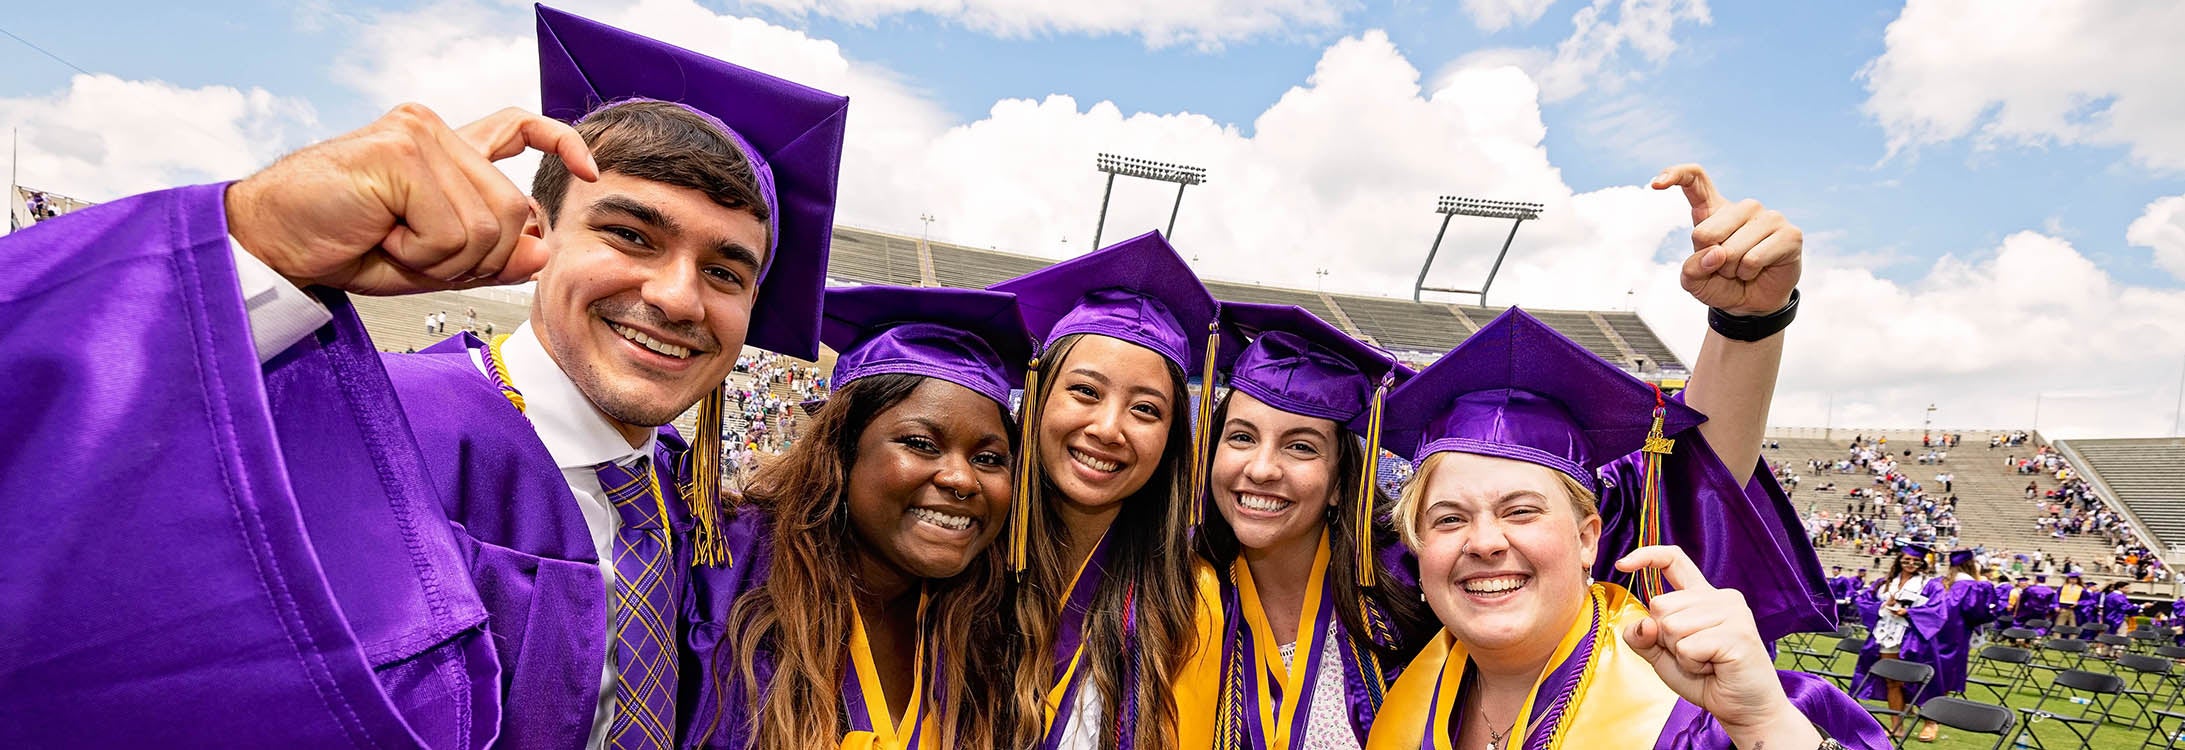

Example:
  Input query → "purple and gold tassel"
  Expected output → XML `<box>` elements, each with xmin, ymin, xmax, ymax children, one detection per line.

<box><xmin>1635</xmin><ymin>383</ymin><xmax>1676</xmax><ymax>601</ymax></box>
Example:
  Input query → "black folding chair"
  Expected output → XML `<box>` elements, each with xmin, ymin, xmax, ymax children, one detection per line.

<box><xmin>2037</xmin><ymin>638</ymin><xmax>2093</xmax><ymax>673</ymax></box>
<box><xmin>2003</xmin><ymin>626</ymin><xmax>2043</xmax><ymax>644</ymax></box>
<box><xmin>1853</xmin><ymin>658</ymin><xmax>1935</xmax><ymax>736</ymax></box>
<box><xmin>2078</xmin><ymin>625</ymin><xmax>2106</xmax><ymax>641</ymax></box>
<box><xmin>2029</xmin><ymin>618</ymin><xmax>2056</xmax><ymax>634</ymax></box>
<box><xmin>2016</xmin><ymin>669</ymin><xmax>2125</xmax><ymax>750</ymax></box>
<box><xmin>1815</xmin><ymin>637</ymin><xmax>1869</xmax><ymax>691</ymax></box>
<box><xmin>1909</xmin><ymin>696</ymin><xmax>2017</xmax><ymax>750</ymax></box>
<box><xmin>1786</xmin><ymin>625</ymin><xmax>1858</xmax><ymax>672</ymax></box>
<box><xmin>2115</xmin><ymin>653</ymin><xmax>2181</xmax><ymax>729</ymax></box>
<box><xmin>2137</xmin><ymin>631</ymin><xmax>2170</xmax><ymax>654</ymax></box>
<box><xmin>2157</xmin><ymin>644</ymin><xmax>2185</xmax><ymax>662</ymax></box>
<box><xmin>1970</xmin><ymin>645</ymin><xmax>2036</xmax><ymax>703</ymax></box>
<box><xmin>2098</xmin><ymin>634</ymin><xmax>2139</xmax><ymax>661</ymax></box>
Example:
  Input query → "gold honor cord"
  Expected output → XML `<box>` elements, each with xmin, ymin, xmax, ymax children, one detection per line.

<box><xmin>1010</xmin><ymin>356</ymin><xmax>1042</xmax><ymax>577</ymax></box>
<box><xmin>1355</xmin><ymin>375</ymin><xmax>1392</xmax><ymax>588</ymax></box>
<box><xmin>689</xmin><ymin>384</ymin><xmax>729</xmax><ymax>568</ymax></box>
<box><xmin>1635</xmin><ymin>384</ymin><xmax>1675</xmax><ymax>602</ymax></box>
<box><xmin>1188</xmin><ymin>324</ymin><xmax>1221</xmax><ymax>531</ymax></box>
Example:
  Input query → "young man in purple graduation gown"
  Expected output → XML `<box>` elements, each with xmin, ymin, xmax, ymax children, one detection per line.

<box><xmin>382</xmin><ymin>8</ymin><xmax>846</xmax><ymax>749</ymax></box>
<box><xmin>0</xmin><ymin>6</ymin><xmax>845</xmax><ymax>749</ymax></box>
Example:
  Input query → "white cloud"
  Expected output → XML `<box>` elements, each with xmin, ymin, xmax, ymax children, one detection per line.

<box><xmin>1534</xmin><ymin>0</ymin><xmax>1709</xmax><ymax>102</ymax></box>
<box><xmin>0</xmin><ymin>74</ymin><xmax>318</xmax><ymax>201</ymax></box>
<box><xmin>325</xmin><ymin>0</ymin><xmax>2182</xmax><ymax>438</ymax></box>
<box><xmin>738</xmin><ymin>0</ymin><xmax>1352</xmax><ymax>49</ymax></box>
<box><xmin>1861</xmin><ymin>0</ymin><xmax>2185</xmax><ymax>171</ymax></box>
<box><xmin>2127</xmin><ymin>195</ymin><xmax>2185</xmax><ymax>281</ymax></box>
<box><xmin>1461</xmin><ymin>0</ymin><xmax>1559</xmax><ymax>32</ymax></box>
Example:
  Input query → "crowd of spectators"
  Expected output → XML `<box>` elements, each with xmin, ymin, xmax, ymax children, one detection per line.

<box><xmin>718</xmin><ymin>351</ymin><xmax>831</xmax><ymax>487</ymax></box>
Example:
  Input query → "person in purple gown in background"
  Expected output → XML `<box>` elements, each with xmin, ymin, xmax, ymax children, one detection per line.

<box><xmin>1851</xmin><ymin>544</ymin><xmax>1931</xmax><ymax>736</ymax></box>
<box><xmin>1898</xmin><ymin>550</ymin><xmax>1997</xmax><ymax>742</ymax></box>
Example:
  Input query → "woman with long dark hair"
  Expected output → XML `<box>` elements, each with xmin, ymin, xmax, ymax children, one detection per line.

<box><xmin>1900</xmin><ymin>549</ymin><xmax>1996</xmax><ymax>742</ymax></box>
<box><xmin>687</xmin><ymin>285</ymin><xmax>1030</xmax><ymax>748</ymax></box>
<box><xmin>990</xmin><ymin>232</ymin><xmax>1227</xmax><ymax>750</ymax></box>
<box><xmin>1851</xmin><ymin>545</ymin><xmax>1931</xmax><ymax>736</ymax></box>
<box><xmin>1193</xmin><ymin>302</ymin><xmax>1436</xmax><ymax>749</ymax></box>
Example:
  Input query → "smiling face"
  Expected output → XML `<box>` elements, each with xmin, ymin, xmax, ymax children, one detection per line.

<box><xmin>1210</xmin><ymin>391</ymin><xmax>1341</xmax><ymax>554</ymax></box>
<box><xmin>1408</xmin><ymin>452</ymin><xmax>1600</xmax><ymax>657</ymax></box>
<box><xmin>1036</xmin><ymin>335</ymin><xmax>1177</xmax><ymax>510</ymax></box>
<box><xmin>528</xmin><ymin>171</ymin><xmax>768</xmax><ymax>429</ymax></box>
<box><xmin>846</xmin><ymin>378</ymin><xmax>1015</xmax><ymax>581</ymax></box>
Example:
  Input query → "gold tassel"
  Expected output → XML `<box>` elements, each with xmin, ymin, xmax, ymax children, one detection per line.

<box><xmin>1188</xmin><ymin>323</ymin><xmax>1221</xmax><ymax>531</ymax></box>
<box><xmin>1355</xmin><ymin>374</ymin><xmax>1391</xmax><ymax>588</ymax></box>
<box><xmin>1636</xmin><ymin>384</ymin><xmax>1675</xmax><ymax>601</ymax></box>
<box><xmin>1011</xmin><ymin>357</ymin><xmax>1042</xmax><ymax>578</ymax></box>
<box><xmin>688</xmin><ymin>383</ymin><xmax>730</xmax><ymax>568</ymax></box>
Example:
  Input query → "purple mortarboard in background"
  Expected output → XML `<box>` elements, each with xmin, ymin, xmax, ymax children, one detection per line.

<box><xmin>1897</xmin><ymin>541</ymin><xmax>1932</xmax><ymax>559</ymax></box>
<box><xmin>537</xmin><ymin>3</ymin><xmax>846</xmax><ymax>361</ymax></box>
<box><xmin>990</xmin><ymin>231</ymin><xmax>1218</xmax><ymax>375</ymax></box>
<box><xmin>819</xmin><ymin>285</ymin><xmax>1032</xmax><ymax>409</ymax></box>
<box><xmin>1380</xmin><ymin>308</ymin><xmax>1705</xmax><ymax>491</ymax></box>
<box><xmin>1218</xmin><ymin>301</ymin><xmax>1413</xmax><ymax>424</ymax></box>
<box><xmin>1949</xmin><ymin>549</ymin><xmax>1975</xmax><ymax>567</ymax></box>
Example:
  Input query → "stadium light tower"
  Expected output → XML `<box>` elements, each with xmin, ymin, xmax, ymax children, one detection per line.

<box><xmin>1091</xmin><ymin>153</ymin><xmax>1208</xmax><ymax>250</ymax></box>
<box><xmin>1413</xmin><ymin>195</ymin><xmax>1544</xmax><ymax>305</ymax></box>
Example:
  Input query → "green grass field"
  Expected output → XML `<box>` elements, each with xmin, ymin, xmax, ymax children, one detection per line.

<box><xmin>1775</xmin><ymin>636</ymin><xmax>2176</xmax><ymax>749</ymax></box>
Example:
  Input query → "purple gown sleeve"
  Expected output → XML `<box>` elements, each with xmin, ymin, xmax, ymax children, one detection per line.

<box><xmin>0</xmin><ymin>185</ymin><xmax>497</xmax><ymax>748</ymax></box>
<box><xmin>1592</xmin><ymin>421</ymin><xmax>1836</xmax><ymax>642</ymax></box>
<box><xmin>1655</xmin><ymin>671</ymin><xmax>1894</xmax><ymax>749</ymax></box>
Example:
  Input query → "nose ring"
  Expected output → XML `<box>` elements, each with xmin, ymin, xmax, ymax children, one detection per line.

<box><xmin>953</xmin><ymin>490</ymin><xmax>972</xmax><ymax>501</ymax></box>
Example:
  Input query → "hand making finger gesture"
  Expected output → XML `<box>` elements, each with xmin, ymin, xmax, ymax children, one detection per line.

<box><xmin>1616</xmin><ymin>545</ymin><xmax>1822</xmax><ymax>748</ymax></box>
<box><xmin>1650</xmin><ymin>164</ymin><xmax>1801</xmax><ymax>317</ymax></box>
<box><xmin>226</xmin><ymin>104</ymin><xmax>600</xmax><ymax>296</ymax></box>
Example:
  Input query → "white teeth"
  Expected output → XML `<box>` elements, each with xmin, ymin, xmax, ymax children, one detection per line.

<box><xmin>1238</xmin><ymin>493</ymin><xmax>1291</xmax><ymax>512</ymax></box>
<box><xmin>610</xmin><ymin>323</ymin><xmax>692</xmax><ymax>359</ymax></box>
<box><xmin>910</xmin><ymin>507</ymin><xmax>973</xmax><ymax>531</ymax></box>
<box><xmin>1463</xmin><ymin>576</ymin><xmax>1527</xmax><ymax>594</ymax></box>
<box><xmin>1070</xmin><ymin>449</ymin><xmax>1120</xmax><ymax>473</ymax></box>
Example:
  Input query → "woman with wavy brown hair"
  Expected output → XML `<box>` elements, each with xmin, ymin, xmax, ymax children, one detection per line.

<box><xmin>685</xmin><ymin>285</ymin><xmax>1030</xmax><ymax>749</ymax></box>
<box><xmin>989</xmin><ymin>232</ymin><xmax>1227</xmax><ymax>750</ymax></box>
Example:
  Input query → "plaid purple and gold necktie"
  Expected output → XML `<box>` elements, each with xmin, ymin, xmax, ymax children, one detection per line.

<box><xmin>596</xmin><ymin>456</ymin><xmax>678</xmax><ymax>750</ymax></box>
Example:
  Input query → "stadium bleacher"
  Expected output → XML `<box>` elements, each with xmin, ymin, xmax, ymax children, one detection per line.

<box><xmin>827</xmin><ymin>227</ymin><xmax>925</xmax><ymax>286</ymax></box>
<box><xmin>2054</xmin><ymin>438</ymin><xmax>2185</xmax><ymax>553</ymax></box>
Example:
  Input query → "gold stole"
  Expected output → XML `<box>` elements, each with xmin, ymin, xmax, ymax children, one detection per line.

<box><xmin>842</xmin><ymin>589</ymin><xmax>934</xmax><ymax>750</ymax></box>
<box><xmin>1364</xmin><ymin>583</ymin><xmax>1679</xmax><ymax>750</ymax></box>
<box><xmin>1235</xmin><ymin>531</ymin><xmax>1335</xmax><ymax>749</ymax></box>
<box><xmin>1035</xmin><ymin>543</ymin><xmax>1224</xmax><ymax>749</ymax></box>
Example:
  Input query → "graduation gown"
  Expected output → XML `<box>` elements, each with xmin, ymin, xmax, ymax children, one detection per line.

<box><xmin>1363</xmin><ymin>583</ymin><xmax>1890</xmax><ymax>750</ymax></box>
<box><xmin>1208</xmin><ymin>531</ymin><xmax>1424</xmax><ymax>750</ymax></box>
<box><xmin>2099</xmin><ymin>591</ymin><xmax>2137</xmax><ymax>632</ymax></box>
<box><xmin>386</xmin><ymin>331</ymin><xmax>738</xmax><ymax>748</ymax></box>
<box><xmin>1041</xmin><ymin>532</ymin><xmax>1225</xmax><ymax>750</ymax></box>
<box><xmin>2016</xmin><ymin>585</ymin><xmax>2056</xmax><ymax>629</ymax></box>
<box><xmin>0</xmin><ymin>184</ymin><xmax>497</xmax><ymax>748</ymax></box>
<box><xmin>1898</xmin><ymin>575</ymin><xmax>1996</xmax><ymax>703</ymax></box>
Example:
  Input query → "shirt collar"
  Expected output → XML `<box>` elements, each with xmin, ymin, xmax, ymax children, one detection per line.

<box><xmin>502</xmin><ymin>321</ymin><xmax>656</xmax><ymax>469</ymax></box>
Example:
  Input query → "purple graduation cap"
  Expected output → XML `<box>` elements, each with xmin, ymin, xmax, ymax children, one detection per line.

<box><xmin>1220</xmin><ymin>301</ymin><xmax>1415</xmax><ymax>586</ymax></box>
<box><xmin>1381</xmin><ymin>307</ymin><xmax>1713</xmax><ymax>603</ymax></box>
<box><xmin>1949</xmin><ymin>549</ymin><xmax>1976</xmax><ymax>567</ymax></box>
<box><xmin>536</xmin><ymin>3</ymin><xmax>848</xmax><ymax>544</ymax></box>
<box><xmin>819</xmin><ymin>285</ymin><xmax>1033</xmax><ymax>409</ymax></box>
<box><xmin>1897</xmin><ymin>541</ymin><xmax>1932</xmax><ymax>560</ymax></box>
<box><xmin>989</xmin><ymin>230</ymin><xmax>1221</xmax><ymax>570</ymax></box>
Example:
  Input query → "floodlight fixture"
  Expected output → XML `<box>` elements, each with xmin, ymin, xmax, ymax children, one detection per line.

<box><xmin>1091</xmin><ymin>152</ymin><xmax>1210</xmax><ymax>250</ymax></box>
<box><xmin>1413</xmin><ymin>194</ymin><xmax>1545</xmax><ymax>305</ymax></box>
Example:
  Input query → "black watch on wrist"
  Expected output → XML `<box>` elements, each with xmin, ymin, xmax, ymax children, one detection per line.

<box><xmin>1708</xmin><ymin>288</ymin><xmax>1799</xmax><ymax>342</ymax></box>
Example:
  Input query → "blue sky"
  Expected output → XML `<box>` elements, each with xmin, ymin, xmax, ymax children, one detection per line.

<box><xmin>4</xmin><ymin>0</ymin><xmax>2184</xmax><ymax>435</ymax></box>
<box><xmin>5</xmin><ymin>0</ymin><xmax>2175</xmax><ymax>288</ymax></box>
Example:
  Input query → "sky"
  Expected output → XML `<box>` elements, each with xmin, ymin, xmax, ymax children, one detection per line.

<box><xmin>5</xmin><ymin>0</ymin><xmax>2185</xmax><ymax>439</ymax></box>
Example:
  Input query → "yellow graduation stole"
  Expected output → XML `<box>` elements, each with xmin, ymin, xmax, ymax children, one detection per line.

<box><xmin>841</xmin><ymin>589</ymin><xmax>936</xmax><ymax>750</ymax></box>
<box><xmin>1223</xmin><ymin>531</ymin><xmax>1337</xmax><ymax>749</ymax></box>
<box><xmin>1364</xmin><ymin>583</ymin><xmax>1679</xmax><ymax>750</ymax></box>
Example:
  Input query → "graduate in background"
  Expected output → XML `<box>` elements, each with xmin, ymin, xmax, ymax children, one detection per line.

<box><xmin>1851</xmin><ymin>544</ymin><xmax>1931</xmax><ymax>736</ymax></box>
<box><xmin>2054</xmin><ymin>573</ymin><xmax>2086</xmax><ymax>630</ymax></box>
<box><xmin>1194</xmin><ymin>302</ymin><xmax>1438</xmax><ymax>750</ymax></box>
<box><xmin>2021</xmin><ymin>575</ymin><xmax>2058</xmax><ymax>633</ymax></box>
<box><xmin>1899</xmin><ymin>549</ymin><xmax>1997</xmax><ymax>742</ymax></box>
<box><xmin>685</xmin><ymin>286</ymin><xmax>1029</xmax><ymax>749</ymax></box>
<box><xmin>378</xmin><ymin>8</ymin><xmax>846</xmax><ymax>748</ymax></box>
<box><xmin>1364</xmin><ymin>309</ymin><xmax>1884</xmax><ymax>750</ymax></box>
<box><xmin>989</xmin><ymin>233</ymin><xmax>1227</xmax><ymax>750</ymax></box>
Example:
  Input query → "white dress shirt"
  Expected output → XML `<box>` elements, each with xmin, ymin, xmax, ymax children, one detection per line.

<box><xmin>498</xmin><ymin>321</ymin><xmax>655</xmax><ymax>750</ymax></box>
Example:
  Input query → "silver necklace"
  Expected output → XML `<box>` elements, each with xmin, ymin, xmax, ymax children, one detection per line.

<box><xmin>1479</xmin><ymin>705</ymin><xmax>1517</xmax><ymax>750</ymax></box>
